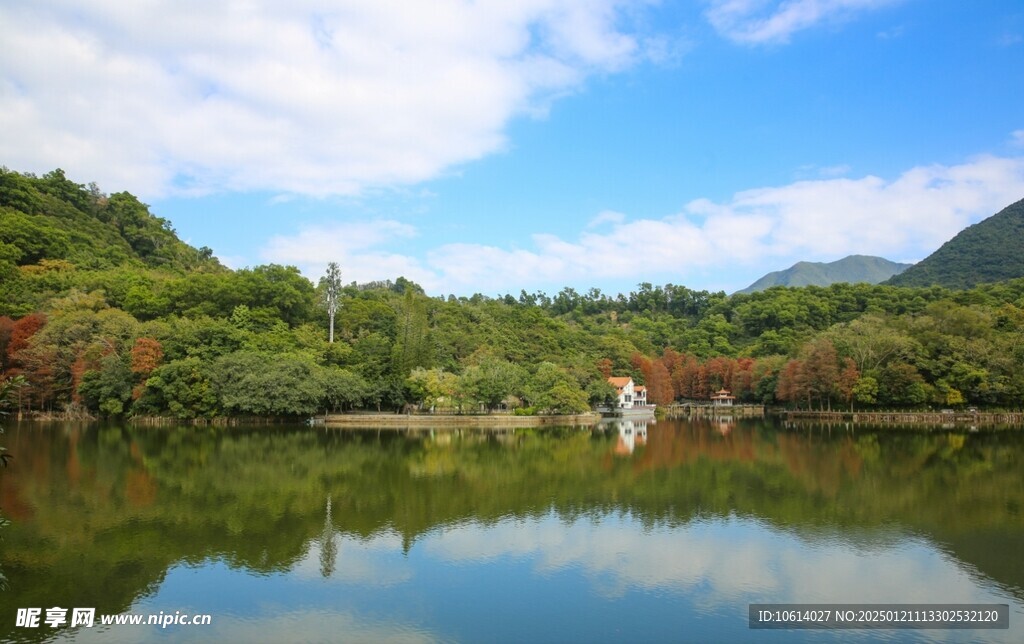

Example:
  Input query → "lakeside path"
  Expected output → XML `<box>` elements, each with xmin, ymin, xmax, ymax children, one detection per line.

<box><xmin>324</xmin><ymin>412</ymin><xmax>601</xmax><ymax>428</ymax></box>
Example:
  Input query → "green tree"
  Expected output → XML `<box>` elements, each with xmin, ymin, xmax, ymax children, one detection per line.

<box><xmin>852</xmin><ymin>375</ymin><xmax>879</xmax><ymax>406</ymax></box>
<box><xmin>407</xmin><ymin>367</ymin><xmax>460</xmax><ymax>411</ymax></box>
<box><xmin>933</xmin><ymin>380</ymin><xmax>966</xmax><ymax>406</ymax></box>
<box><xmin>878</xmin><ymin>362</ymin><xmax>928</xmax><ymax>407</ymax></box>
<box><xmin>459</xmin><ymin>356</ymin><xmax>527</xmax><ymax>411</ymax></box>
<box><xmin>317</xmin><ymin>366</ymin><xmax>368</xmax><ymax>412</ymax></box>
<box><xmin>78</xmin><ymin>353</ymin><xmax>133</xmax><ymax>416</ymax></box>
<box><xmin>135</xmin><ymin>357</ymin><xmax>219</xmax><ymax>419</ymax></box>
<box><xmin>524</xmin><ymin>363</ymin><xmax>589</xmax><ymax>414</ymax></box>
<box><xmin>0</xmin><ymin>210</ymin><xmax>71</xmax><ymax>264</ymax></box>
<box><xmin>585</xmin><ymin>378</ymin><xmax>617</xmax><ymax>407</ymax></box>
<box><xmin>827</xmin><ymin>314</ymin><xmax>916</xmax><ymax>373</ymax></box>
<box><xmin>212</xmin><ymin>352</ymin><xmax>324</xmax><ymax>416</ymax></box>
<box><xmin>392</xmin><ymin>290</ymin><xmax>432</xmax><ymax>376</ymax></box>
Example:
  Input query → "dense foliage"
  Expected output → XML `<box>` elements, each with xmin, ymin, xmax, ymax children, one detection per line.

<box><xmin>888</xmin><ymin>197</ymin><xmax>1024</xmax><ymax>289</ymax></box>
<box><xmin>1</xmin><ymin>168</ymin><xmax>1023</xmax><ymax>417</ymax></box>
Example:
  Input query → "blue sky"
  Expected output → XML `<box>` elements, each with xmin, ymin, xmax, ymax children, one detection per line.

<box><xmin>2</xmin><ymin>1</ymin><xmax>1023</xmax><ymax>295</ymax></box>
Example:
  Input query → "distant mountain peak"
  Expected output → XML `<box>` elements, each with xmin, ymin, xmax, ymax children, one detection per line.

<box><xmin>737</xmin><ymin>255</ymin><xmax>912</xmax><ymax>294</ymax></box>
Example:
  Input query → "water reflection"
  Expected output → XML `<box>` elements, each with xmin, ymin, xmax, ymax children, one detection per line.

<box><xmin>421</xmin><ymin>514</ymin><xmax>1008</xmax><ymax>606</ymax></box>
<box><xmin>0</xmin><ymin>420</ymin><xmax>1022</xmax><ymax>642</ymax></box>
<box><xmin>319</xmin><ymin>495</ymin><xmax>336</xmax><ymax>579</ymax></box>
<box><xmin>611</xmin><ymin>419</ymin><xmax>649</xmax><ymax>455</ymax></box>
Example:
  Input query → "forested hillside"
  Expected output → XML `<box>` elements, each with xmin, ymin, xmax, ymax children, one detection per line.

<box><xmin>738</xmin><ymin>255</ymin><xmax>911</xmax><ymax>293</ymax></box>
<box><xmin>2</xmin><ymin>168</ymin><xmax>1024</xmax><ymax>418</ymax></box>
<box><xmin>0</xmin><ymin>168</ymin><xmax>220</xmax><ymax>271</ymax></box>
<box><xmin>888</xmin><ymin>197</ymin><xmax>1024</xmax><ymax>289</ymax></box>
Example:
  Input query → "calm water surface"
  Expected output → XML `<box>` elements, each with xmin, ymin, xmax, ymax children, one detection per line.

<box><xmin>1</xmin><ymin>418</ymin><xmax>1022</xmax><ymax>642</ymax></box>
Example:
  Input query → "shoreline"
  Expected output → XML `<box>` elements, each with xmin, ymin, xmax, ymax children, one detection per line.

<box><xmin>783</xmin><ymin>410</ymin><xmax>1024</xmax><ymax>426</ymax></box>
<box><xmin>660</xmin><ymin>405</ymin><xmax>1024</xmax><ymax>426</ymax></box>
<box><xmin>324</xmin><ymin>412</ymin><xmax>601</xmax><ymax>428</ymax></box>
<box><xmin>14</xmin><ymin>409</ymin><xmax>1023</xmax><ymax>429</ymax></box>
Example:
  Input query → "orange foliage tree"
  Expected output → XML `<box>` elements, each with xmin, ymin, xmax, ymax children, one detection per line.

<box><xmin>775</xmin><ymin>359</ymin><xmax>805</xmax><ymax>407</ymax></box>
<box><xmin>5</xmin><ymin>313</ymin><xmax>46</xmax><ymax>372</ymax></box>
<box><xmin>837</xmin><ymin>357</ymin><xmax>860</xmax><ymax>411</ymax></box>
<box><xmin>130</xmin><ymin>338</ymin><xmax>164</xmax><ymax>400</ymax></box>
<box><xmin>630</xmin><ymin>353</ymin><xmax>674</xmax><ymax>405</ymax></box>
<box><xmin>3</xmin><ymin>314</ymin><xmax>48</xmax><ymax>410</ymax></box>
<box><xmin>130</xmin><ymin>338</ymin><xmax>164</xmax><ymax>376</ymax></box>
<box><xmin>0</xmin><ymin>316</ymin><xmax>14</xmax><ymax>372</ymax></box>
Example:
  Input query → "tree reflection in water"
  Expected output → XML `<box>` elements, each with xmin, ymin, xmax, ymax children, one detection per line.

<box><xmin>0</xmin><ymin>419</ymin><xmax>1022</xmax><ymax>641</ymax></box>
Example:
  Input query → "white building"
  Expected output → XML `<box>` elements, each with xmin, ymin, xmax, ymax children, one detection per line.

<box><xmin>608</xmin><ymin>376</ymin><xmax>635</xmax><ymax>409</ymax></box>
<box><xmin>615</xmin><ymin>420</ymin><xmax>649</xmax><ymax>455</ymax></box>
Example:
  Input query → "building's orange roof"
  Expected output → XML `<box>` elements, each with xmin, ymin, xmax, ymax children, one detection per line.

<box><xmin>608</xmin><ymin>377</ymin><xmax>632</xmax><ymax>389</ymax></box>
<box><xmin>634</xmin><ymin>385</ymin><xmax>646</xmax><ymax>392</ymax></box>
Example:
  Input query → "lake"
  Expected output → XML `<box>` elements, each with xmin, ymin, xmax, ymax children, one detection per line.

<box><xmin>1</xmin><ymin>418</ymin><xmax>1022</xmax><ymax>642</ymax></box>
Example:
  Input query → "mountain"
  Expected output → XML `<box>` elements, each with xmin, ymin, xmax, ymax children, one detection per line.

<box><xmin>887</xmin><ymin>198</ymin><xmax>1024</xmax><ymax>289</ymax></box>
<box><xmin>737</xmin><ymin>255</ymin><xmax>912</xmax><ymax>294</ymax></box>
<box><xmin>0</xmin><ymin>167</ymin><xmax>221</xmax><ymax>272</ymax></box>
<box><xmin>1</xmin><ymin>167</ymin><xmax>227</xmax><ymax>317</ymax></box>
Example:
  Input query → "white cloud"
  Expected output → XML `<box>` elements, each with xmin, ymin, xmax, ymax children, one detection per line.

<box><xmin>70</xmin><ymin>608</ymin><xmax>438</xmax><ymax>644</ymax></box>
<box><xmin>586</xmin><ymin>209</ymin><xmax>627</xmax><ymax>228</ymax></box>
<box><xmin>292</xmin><ymin>532</ymin><xmax>414</xmax><ymax>587</ymax></box>
<box><xmin>1012</xmin><ymin>130</ymin><xmax>1024</xmax><ymax>147</ymax></box>
<box><xmin>264</xmin><ymin>220</ymin><xmax>418</xmax><ymax>258</ymax></box>
<box><xmin>0</xmin><ymin>1</ymin><xmax>657</xmax><ymax>198</ymax></box>
<box><xmin>705</xmin><ymin>0</ymin><xmax>901</xmax><ymax>45</ymax></box>
<box><xmin>215</xmin><ymin>254</ymin><xmax>249</xmax><ymax>271</ymax></box>
<box><xmin>795</xmin><ymin>163</ymin><xmax>852</xmax><ymax>179</ymax></box>
<box><xmin>423</xmin><ymin>154</ymin><xmax>1024</xmax><ymax>293</ymax></box>
<box><xmin>876</xmin><ymin>25</ymin><xmax>904</xmax><ymax>40</ymax></box>
<box><xmin>817</xmin><ymin>163</ymin><xmax>852</xmax><ymax>177</ymax></box>
<box><xmin>206</xmin><ymin>611</ymin><xmax>436</xmax><ymax>644</ymax></box>
<box><xmin>422</xmin><ymin>514</ymin><xmax>1013</xmax><ymax>608</ymax></box>
<box><xmin>733</xmin><ymin>155</ymin><xmax>1024</xmax><ymax>258</ymax></box>
<box><xmin>262</xmin><ymin>153</ymin><xmax>1024</xmax><ymax>294</ymax></box>
<box><xmin>261</xmin><ymin>220</ymin><xmax>439</xmax><ymax>289</ymax></box>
